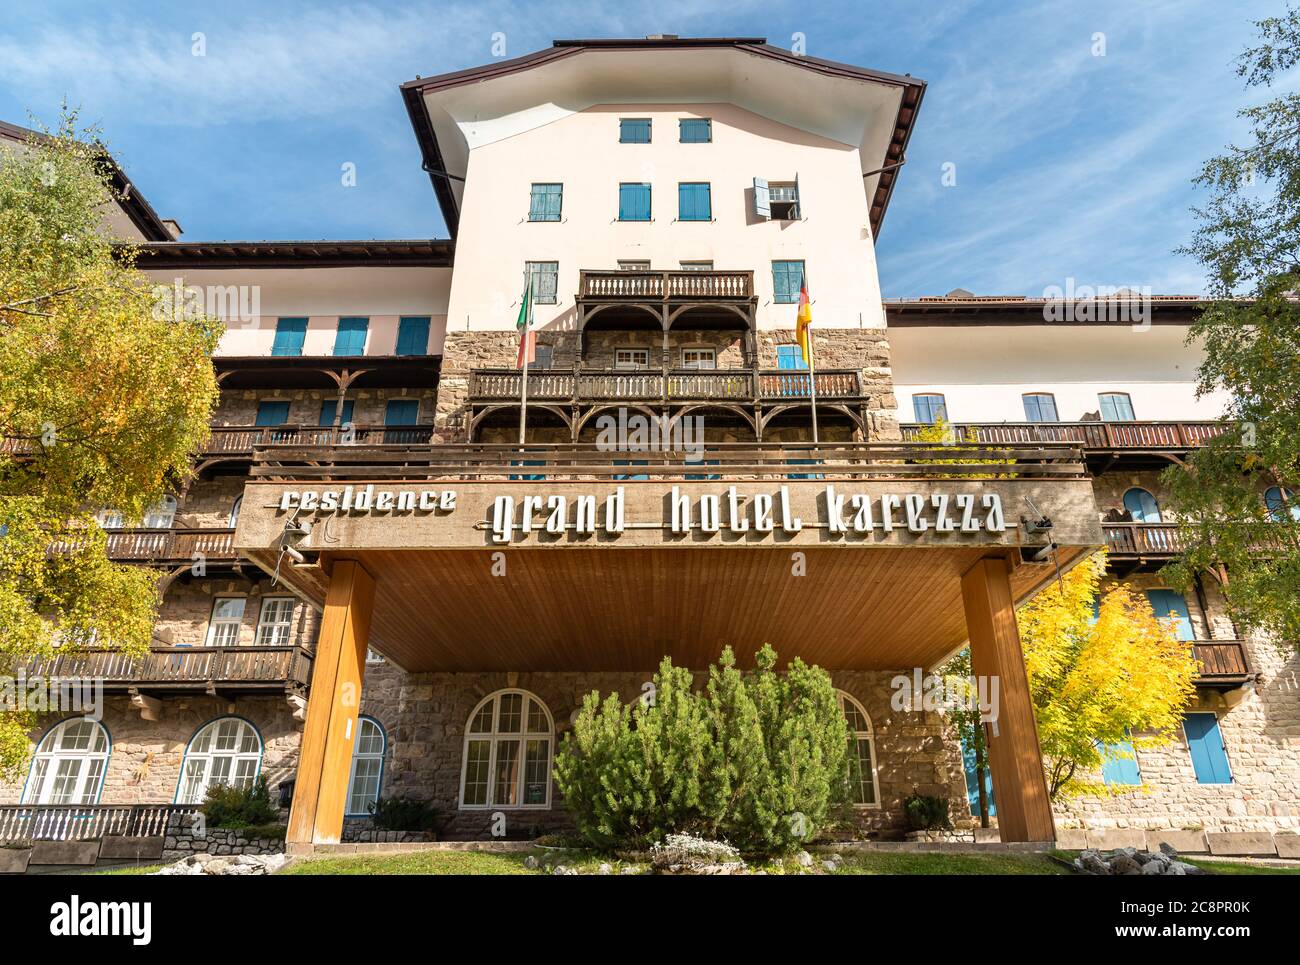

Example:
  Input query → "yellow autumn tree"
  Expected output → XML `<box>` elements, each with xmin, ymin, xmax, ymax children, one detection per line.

<box><xmin>1018</xmin><ymin>551</ymin><xmax>1198</xmax><ymax>799</ymax></box>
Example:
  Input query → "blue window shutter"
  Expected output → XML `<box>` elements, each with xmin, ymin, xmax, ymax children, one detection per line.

<box><xmin>1145</xmin><ymin>589</ymin><xmax>1194</xmax><ymax>641</ymax></box>
<box><xmin>255</xmin><ymin>401</ymin><xmax>291</xmax><ymax>426</ymax></box>
<box><xmin>754</xmin><ymin>177</ymin><xmax>771</xmax><ymax>219</ymax></box>
<box><xmin>619</xmin><ymin>184</ymin><xmax>650</xmax><ymax>221</ymax></box>
<box><xmin>960</xmin><ymin>732</ymin><xmax>995</xmax><ymax>816</ymax></box>
<box><xmin>776</xmin><ymin>345</ymin><xmax>807</xmax><ymax>370</ymax></box>
<box><xmin>678</xmin><ymin>183</ymin><xmax>711</xmax><ymax>221</ymax></box>
<box><xmin>271</xmin><ymin>317</ymin><xmax>307</xmax><ymax>356</ymax></box>
<box><xmin>771</xmin><ymin>260</ymin><xmax>804</xmax><ymax>303</ymax></box>
<box><xmin>1100</xmin><ymin>738</ymin><xmax>1142</xmax><ymax>785</ymax></box>
<box><xmin>1183</xmin><ymin>713</ymin><xmax>1232</xmax><ymax>784</ymax></box>
<box><xmin>333</xmin><ymin>317</ymin><xmax>368</xmax><ymax>356</ymax></box>
<box><xmin>1023</xmin><ymin>394</ymin><xmax>1058</xmax><ymax>421</ymax></box>
<box><xmin>396</xmin><ymin>317</ymin><xmax>431</xmax><ymax>356</ymax></box>
<box><xmin>619</xmin><ymin>119</ymin><xmax>650</xmax><ymax>143</ymax></box>
<box><xmin>680</xmin><ymin>118</ymin><xmax>711</xmax><ymax>143</ymax></box>
<box><xmin>528</xmin><ymin>184</ymin><xmax>562</xmax><ymax>221</ymax></box>
<box><xmin>1124</xmin><ymin>488</ymin><xmax>1162</xmax><ymax>522</ymax></box>
<box><xmin>385</xmin><ymin>399</ymin><xmax>419</xmax><ymax>425</ymax></box>
<box><xmin>318</xmin><ymin>400</ymin><xmax>354</xmax><ymax>426</ymax></box>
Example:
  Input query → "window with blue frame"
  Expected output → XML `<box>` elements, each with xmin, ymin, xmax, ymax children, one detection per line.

<box><xmin>619</xmin><ymin>118</ymin><xmax>651</xmax><ymax>143</ymax></box>
<box><xmin>333</xmin><ymin>317</ymin><xmax>369</xmax><ymax>356</ymax></box>
<box><xmin>528</xmin><ymin>183</ymin><xmax>563</xmax><ymax>222</ymax></box>
<box><xmin>1099</xmin><ymin>392</ymin><xmax>1135</xmax><ymax>421</ymax></box>
<box><xmin>1099</xmin><ymin>737</ymin><xmax>1142</xmax><ymax>786</ymax></box>
<box><xmin>1145</xmin><ymin>589</ymin><xmax>1194</xmax><ymax>641</ymax></box>
<box><xmin>1022</xmin><ymin>393</ymin><xmax>1059</xmax><ymax>422</ymax></box>
<box><xmin>1264</xmin><ymin>486</ymin><xmax>1300</xmax><ymax>521</ymax></box>
<box><xmin>1123</xmin><ymin>487</ymin><xmax>1162</xmax><ymax>523</ymax></box>
<box><xmin>318</xmin><ymin>399</ymin><xmax>355</xmax><ymax>426</ymax></box>
<box><xmin>271</xmin><ymin>317</ymin><xmax>307</xmax><ymax>356</ymax></box>
<box><xmin>618</xmin><ymin>183</ymin><xmax>651</xmax><ymax>222</ymax></box>
<box><xmin>395</xmin><ymin>316</ymin><xmax>431</xmax><ymax>356</ymax></box>
<box><xmin>679</xmin><ymin>118</ymin><xmax>711</xmax><ymax>143</ymax></box>
<box><xmin>776</xmin><ymin>345</ymin><xmax>807</xmax><ymax>370</ymax></box>
<box><xmin>255</xmin><ymin>401</ymin><xmax>291</xmax><ymax>426</ymax></box>
<box><xmin>1183</xmin><ymin>712</ymin><xmax>1232</xmax><ymax>784</ymax></box>
<box><xmin>771</xmin><ymin>260</ymin><xmax>805</xmax><ymax>304</ymax></box>
<box><xmin>678</xmin><ymin>182</ymin><xmax>711</xmax><ymax>221</ymax></box>
<box><xmin>912</xmin><ymin>393</ymin><xmax>947</xmax><ymax>424</ymax></box>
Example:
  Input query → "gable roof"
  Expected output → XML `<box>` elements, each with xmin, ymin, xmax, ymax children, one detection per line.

<box><xmin>401</xmin><ymin>36</ymin><xmax>924</xmax><ymax>240</ymax></box>
<box><xmin>0</xmin><ymin>118</ymin><xmax>176</xmax><ymax>242</ymax></box>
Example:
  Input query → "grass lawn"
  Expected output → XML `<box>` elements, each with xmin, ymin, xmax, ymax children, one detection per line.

<box><xmin>830</xmin><ymin>851</ymin><xmax>1069</xmax><ymax>876</ymax></box>
<box><xmin>1182</xmin><ymin>857</ymin><xmax>1300</xmax><ymax>875</ymax></box>
<box><xmin>283</xmin><ymin>850</ymin><xmax>544</xmax><ymax>876</ymax></box>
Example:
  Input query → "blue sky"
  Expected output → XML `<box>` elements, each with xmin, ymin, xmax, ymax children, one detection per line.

<box><xmin>0</xmin><ymin>0</ymin><xmax>1283</xmax><ymax>296</ymax></box>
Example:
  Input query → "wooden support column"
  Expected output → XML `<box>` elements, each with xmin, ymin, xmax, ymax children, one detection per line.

<box><xmin>960</xmin><ymin>556</ymin><xmax>1056</xmax><ymax>843</ymax></box>
<box><xmin>287</xmin><ymin>560</ymin><xmax>375</xmax><ymax>846</ymax></box>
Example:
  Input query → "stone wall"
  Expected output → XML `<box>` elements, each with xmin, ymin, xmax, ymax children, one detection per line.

<box><xmin>163</xmin><ymin>824</ymin><xmax>285</xmax><ymax>860</ymax></box>
<box><xmin>0</xmin><ymin>697</ymin><xmax>302</xmax><ymax>806</ymax></box>
<box><xmin>152</xmin><ymin>576</ymin><xmax>320</xmax><ymax>649</ymax></box>
<box><xmin>435</xmin><ymin>326</ymin><xmax>899</xmax><ymax>443</ymax></box>
<box><xmin>357</xmin><ymin>662</ymin><xmax>967</xmax><ymax>839</ymax></box>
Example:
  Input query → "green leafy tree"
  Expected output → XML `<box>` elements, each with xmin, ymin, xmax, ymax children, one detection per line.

<box><xmin>1167</xmin><ymin>8</ymin><xmax>1300</xmax><ymax>647</ymax></box>
<box><xmin>0</xmin><ymin>110</ymin><xmax>220</xmax><ymax>777</ymax></box>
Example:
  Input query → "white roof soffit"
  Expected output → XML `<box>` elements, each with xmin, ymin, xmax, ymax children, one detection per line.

<box><xmin>419</xmin><ymin>47</ymin><xmax>907</xmax><ymax>212</ymax></box>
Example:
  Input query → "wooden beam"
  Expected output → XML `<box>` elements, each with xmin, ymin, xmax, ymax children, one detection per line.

<box><xmin>286</xmin><ymin>559</ymin><xmax>375</xmax><ymax>845</ymax></box>
<box><xmin>960</xmin><ymin>556</ymin><xmax>1055</xmax><ymax>843</ymax></box>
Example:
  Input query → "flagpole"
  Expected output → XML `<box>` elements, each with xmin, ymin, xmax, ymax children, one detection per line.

<box><xmin>808</xmin><ymin>326</ymin><xmax>819</xmax><ymax>444</ymax></box>
<box><xmin>518</xmin><ymin>274</ymin><xmax>531</xmax><ymax>446</ymax></box>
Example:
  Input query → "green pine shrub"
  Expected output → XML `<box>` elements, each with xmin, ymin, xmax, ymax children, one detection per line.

<box><xmin>202</xmin><ymin>777</ymin><xmax>278</xmax><ymax>829</ymax></box>
<box><xmin>902</xmin><ymin>793</ymin><xmax>953</xmax><ymax>831</ymax></box>
<box><xmin>369</xmin><ymin>797</ymin><xmax>439</xmax><ymax>832</ymax></box>
<box><xmin>554</xmin><ymin>645</ymin><xmax>852</xmax><ymax>855</ymax></box>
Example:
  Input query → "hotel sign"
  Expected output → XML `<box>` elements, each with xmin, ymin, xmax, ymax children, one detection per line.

<box><xmin>266</xmin><ymin>482</ymin><xmax>1021</xmax><ymax>547</ymax></box>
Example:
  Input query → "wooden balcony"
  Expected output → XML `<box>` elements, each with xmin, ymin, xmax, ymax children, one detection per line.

<box><xmin>1192</xmin><ymin>641</ymin><xmax>1252</xmax><ymax>688</ymax></box>
<box><xmin>469</xmin><ymin>367</ymin><xmax>865</xmax><ymax>403</ymax></box>
<box><xmin>0</xmin><ymin>803</ymin><xmax>200</xmax><ymax>842</ymax></box>
<box><xmin>20</xmin><ymin>645</ymin><xmax>314</xmax><ymax>694</ymax></box>
<box><xmin>900</xmin><ymin>421</ymin><xmax>1228</xmax><ymax>456</ymax></box>
<box><xmin>203</xmin><ymin>424</ymin><xmax>433</xmax><ymax>458</ymax></box>
<box><xmin>53</xmin><ymin>527</ymin><xmax>238</xmax><ymax>564</ymax></box>
<box><xmin>578</xmin><ymin>269</ymin><xmax>754</xmax><ymax>301</ymax></box>
<box><xmin>1102</xmin><ymin>521</ymin><xmax>1185</xmax><ymax>560</ymax></box>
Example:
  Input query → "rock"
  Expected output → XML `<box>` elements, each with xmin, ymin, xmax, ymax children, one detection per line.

<box><xmin>1109</xmin><ymin>855</ymin><xmax>1143</xmax><ymax>875</ymax></box>
<box><xmin>1158</xmin><ymin>842</ymin><xmax>1179</xmax><ymax>858</ymax></box>
<box><xmin>598</xmin><ymin>863</ymin><xmax>612</xmax><ymax>875</ymax></box>
<box><xmin>1079</xmin><ymin>851</ymin><xmax>1110</xmax><ymax>875</ymax></box>
<box><xmin>823</xmin><ymin>860</ymin><xmax>839</xmax><ymax>873</ymax></box>
<box><xmin>524</xmin><ymin>855</ymin><xmax>539</xmax><ymax>869</ymax></box>
<box><xmin>794</xmin><ymin>851</ymin><xmax>814</xmax><ymax>867</ymax></box>
<box><xmin>1141</xmin><ymin>860</ymin><xmax>1167</xmax><ymax>875</ymax></box>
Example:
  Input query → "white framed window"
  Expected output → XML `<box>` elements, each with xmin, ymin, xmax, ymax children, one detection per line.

<box><xmin>176</xmin><ymin>717</ymin><xmax>262</xmax><ymax>804</ymax></box>
<box><xmin>206</xmin><ymin>597</ymin><xmax>246</xmax><ymax>647</ymax></box>
<box><xmin>837</xmin><ymin>690</ymin><xmax>880</xmax><ymax>808</ymax></box>
<box><xmin>681</xmin><ymin>346</ymin><xmax>716</xmax><ymax>369</ymax></box>
<box><xmin>142</xmin><ymin>495</ymin><xmax>177</xmax><ymax>529</ymax></box>
<box><xmin>460</xmin><ymin>689</ymin><xmax>553</xmax><ymax>809</ymax></box>
<box><xmin>254</xmin><ymin>597</ymin><xmax>295</xmax><ymax>646</ymax></box>
<box><xmin>768</xmin><ymin>182</ymin><xmax>801</xmax><ymax>219</ymax></box>
<box><xmin>679</xmin><ymin>260</ymin><xmax>714</xmax><ymax>271</ymax></box>
<box><xmin>346</xmin><ymin>717</ymin><xmax>386</xmax><ymax>816</ymax></box>
<box><xmin>97</xmin><ymin>509</ymin><xmax>124</xmax><ymax>530</ymax></box>
<box><xmin>22</xmin><ymin>718</ymin><xmax>110</xmax><ymax>805</ymax></box>
<box><xmin>617</xmin><ymin>260</ymin><xmax>651</xmax><ymax>270</ymax></box>
<box><xmin>615</xmin><ymin>348</ymin><xmax>651</xmax><ymax>370</ymax></box>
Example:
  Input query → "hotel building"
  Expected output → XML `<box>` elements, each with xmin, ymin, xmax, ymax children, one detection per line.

<box><xmin>1</xmin><ymin>37</ymin><xmax>1296</xmax><ymax>852</ymax></box>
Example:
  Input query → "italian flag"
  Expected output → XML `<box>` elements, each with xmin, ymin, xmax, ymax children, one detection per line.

<box><xmin>515</xmin><ymin>275</ymin><xmax>535</xmax><ymax>368</ymax></box>
<box><xmin>795</xmin><ymin>275</ymin><xmax>813</xmax><ymax>365</ymax></box>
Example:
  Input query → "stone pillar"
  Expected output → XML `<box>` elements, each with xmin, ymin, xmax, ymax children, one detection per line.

<box><xmin>960</xmin><ymin>556</ymin><xmax>1055</xmax><ymax>843</ymax></box>
<box><xmin>287</xmin><ymin>559</ymin><xmax>375</xmax><ymax>847</ymax></box>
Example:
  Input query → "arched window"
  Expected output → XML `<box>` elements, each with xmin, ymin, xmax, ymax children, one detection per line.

<box><xmin>1123</xmin><ymin>487</ymin><xmax>1162</xmax><ymax>523</ymax></box>
<box><xmin>97</xmin><ymin>509</ymin><xmax>124</xmax><ymax>530</ymax></box>
<box><xmin>228</xmin><ymin>496</ymin><xmax>242</xmax><ymax>529</ymax></box>
<box><xmin>460</xmin><ymin>689</ymin><xmax>553</xmax><ymax>809</ymax></box>
<box><xmin>142</xmin><ymin>495</ymin><xmax>177</xmax><ymax>529</ymax></box>
<box><xmin>22</xmin><ymin>718</ymin><xmax>111</xmax><ymax>804</ymax></box>
<box><xmin>346</xmin><ymin>717</ymin><xmax>386</xmax><ymax>816</ymax></box>
<box><xmin>1265</xmin><ymin>486</ymin><xmax>1300</xmax><ymax>522</ymax></box>
<box><xmin>837</xmin><ymin>691</ymin><xmax>880</xmax><ymax>807</ymax></box>
<box><xmin>176</xmin><ymin>717</ymin><xmax>262</xmax><ymax>804</ymax></box>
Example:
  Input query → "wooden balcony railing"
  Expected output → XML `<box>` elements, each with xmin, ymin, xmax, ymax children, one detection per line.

<box><xmin>251</xmin><ymin>441</ymin><xmax>1089</xmax><ymax>483</ymax></box>
<box><xmin>1192</xmin><ymin>641</ymin><xmax>1251</xmax><ymax>686</ymax></box>
<box><xmin>0</xmin><ymin>803</ymin><xmax>200</xmax><ymax>842</ymax></box>
<box><xmin>900</xmin><ymin>421</ymin><xmax>1229</xmax><ymax>451</ymax></box>
<box><xmin>20</xmin><ymin>645</ymin><xmax>314</xmax><ymax>692</ymax></box>
<box><xmin>469</xmin><ymin>367</ymin><xmax>865</xmax><ymax>403</ymax></box>
<box><xmin>204</xmin><ymin>424</ymin><xmax>433</xmax><ymax>456</ymax></box>
<box><xmin>1102</xmin><ymin>521</ymin><xmax>1185</xmax><ymax>557</ymax></box>
<box><xmin>578</xmin><ymin>269</ymin><xmax>754</xmax><ymax>300</ymax></box>
<box><xmin>52</xmin><ymin>528</ymin><xmax>238</xmax><ymax>563</ymax></box>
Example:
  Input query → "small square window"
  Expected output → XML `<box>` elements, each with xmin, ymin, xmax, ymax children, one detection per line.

<box><xmin>618</xmin><ymin>183</ymin><xmax>652</xmax><ymax>222</ymax></box>
<box><xmin>619</xmin><ymin>118</ymin><xmax>651</xmax><ymax>143</ymax></box>
<box><xmin>679</xmin><ymin>118</ymin><xmax>712</xmax><ymax>143</ymax></box>
<box><xmin>679</xmin><ymin>261</ymin><xmax>713</xmax><ymax>271</ymax></box>
<box><xmin>771</xmin><ymin>260</ymin><xmax>805</xmax><ymax>303</ymax></box>
<box><xmin>526</xmin><ymin>261</ymin><xmax>559</xmax><ymax>305</ymax></box>
<box><xmin>615</xmin><ymin>348</ymin><xmax>650</xmax><ymax>370</ymax></box>
<box><xmin>681</xmin><ymin>347</ymin><xmax>716</xmax><ymax>369</ymax></box>
<box><xmin>678</xmin><ymin>182</ymin><xmax>712</xmax><ymax>221</ymax></box>
<box><xmin>768</xmin><ymin>182</ymin><xmax>801</xmax><ymax>220</ymax></box>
